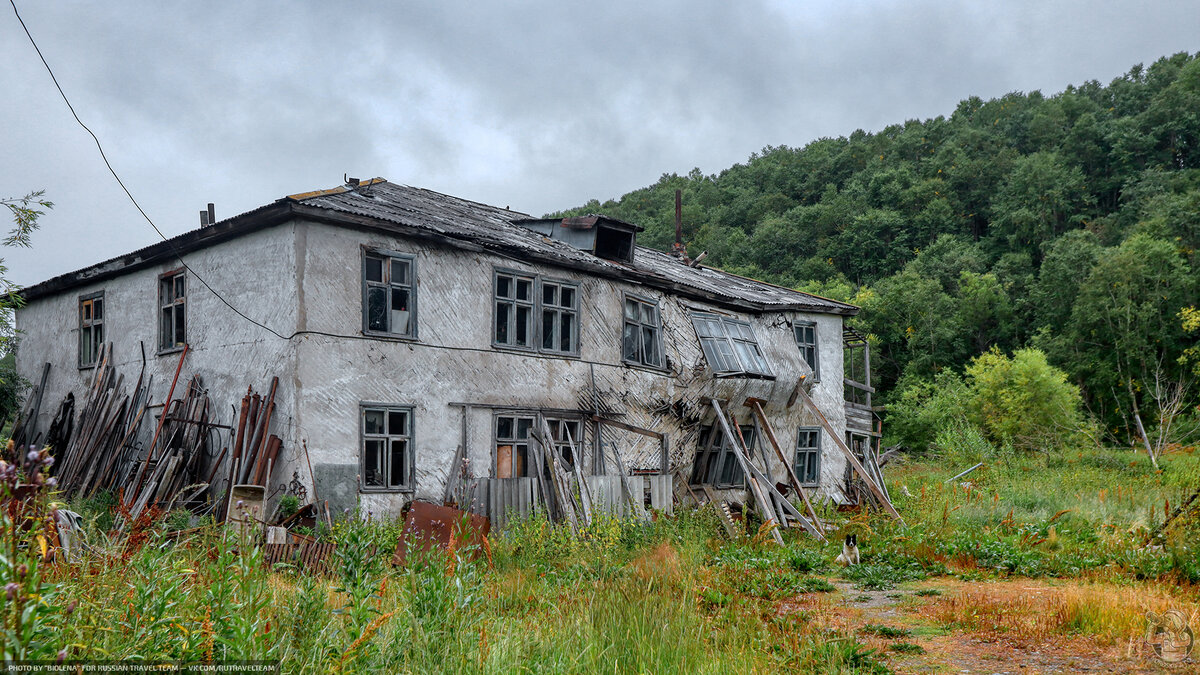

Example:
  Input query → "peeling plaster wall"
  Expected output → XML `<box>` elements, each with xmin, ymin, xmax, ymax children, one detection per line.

<box><xmin>14</xmin><ymin>225</ymin><xmax>301</xmax><ymax>508</ymax></box>
<box><xmin>14</xmin><ymin>216</ymin><xmax>853</xmax><ymax>520</ymax></box>
<box><xmin>293</xmin><ymin>221</ymin><xmax>850</xmax><ymax>516</ymax></box>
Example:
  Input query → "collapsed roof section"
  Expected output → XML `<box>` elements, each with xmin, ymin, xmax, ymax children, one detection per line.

<box><xmin>21</xmin><ymin>179</ymin><xmax>858</xmax><ymax>316</ymax></box>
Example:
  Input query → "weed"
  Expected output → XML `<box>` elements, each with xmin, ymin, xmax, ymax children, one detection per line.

<box><xmin>861</xmin><ymin>623</ymin><xmax>910</xmax><ymax>638</ymax></box>
<box><xmin>890</xmin><ymin>642</ymin><xmax>926</xmax><ymax>654</ymax></box>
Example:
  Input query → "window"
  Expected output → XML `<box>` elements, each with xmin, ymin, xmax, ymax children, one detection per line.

<box><xmin>361</xmin><ymin>405</ymin><xmax>414</xmax><ymax>490</ymax></box>
<box><xmin>622</xmin><ymin>295</ymin><xmax>663</xmax><ymax>368</ymax></box>
<box><xmin>363</xmin><ymin>250</ymin><xmax>415</xmax><ymax>337</ymax></box>
<box><xmin>690</xmin><ymin>313</ymin><xmax>772</xmax><ymax>377</ymax></box>
<box><xmin>792</xmin><ymin>320</ymin><xmax>819</xmax><ymax>380</ymax></box>
<box><xmin>494</xmin><ymin>414</ymin><xmax>584</xmax><ymax>477</ymax></box>
<box><xmin>690</xmin><ymin>424</ymin><xmax>756</xmax><ymax>488</ymax></box>
<box><xmin>794</xmin><ymin>428</ymin><xmax>821</xmax><ymax>485</ymax></box>
<box><xmin>494</xmin><ymin>414</ymin><xmax>535</xmax><ymax>478</ymax></box>
<box><xmin>540</xmin><ymin>280</ymin><xmax>578</xmax><ymax>354</ymax></box>
<box><xmin>493</xmin><ymin>270</ymin><xmax>579</xmax><ymax>355</ymax></box>
<box><xmin>79</xmin><ymin>292</ymin><xmax>104</xmax><ymax>368</ymax></box>
<box><xmin>159</xmin><ymin>271</ymin><xmax>186</xmax><ymax>352</ymax></box>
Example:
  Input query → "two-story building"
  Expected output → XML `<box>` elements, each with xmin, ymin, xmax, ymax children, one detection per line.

<box><xmin>15</xmin><ymin>179</ymin><xmax>873</xmax><ymax>526</ymax></box>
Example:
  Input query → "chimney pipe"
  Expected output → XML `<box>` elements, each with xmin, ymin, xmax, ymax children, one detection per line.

<box><xmin>207</xmin><ymin>203</ymin><xmax>215</xmax><ymax>224</ymax></box>
<box><xmin>670</xmin><ymin>189</ymin><xmax>689</xmax><ymax>262</ymax></box>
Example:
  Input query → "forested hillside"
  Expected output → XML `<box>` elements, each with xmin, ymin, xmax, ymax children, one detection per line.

<box><xmin>554</xmin><ymin>52</ymin><xmax>1200</xmax><ymax>445</ymax></box>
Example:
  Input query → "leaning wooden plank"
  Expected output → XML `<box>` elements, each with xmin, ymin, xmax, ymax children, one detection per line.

<box><xmin>745</xmin><ymin>398</ymin><xmax>824</xmax><ymax>536</ymax></box>
<box><xmin>711</xmin><ymin>400</ymin><xmax>783</xmax><ymax>545</ymax></box>
<box><xmin>792</xmin><ymin>380</ymin><xmax>904</xmax><ymax>523</ymax></box>
<box><xmin>537</xmin><ymin>417</ymin><xmax>579</xmax><ymax>532</ymax></box>
<box><xmin>131</xmin><ymin>344</ymin><xmax>189</xmax><ymax>504</ymax></box>
<box><xmin>606</xmin><ymin>440</ymin><xmax>647</xmax><ymax>519</ymax></box>
<box><xmin>563</xmin><ymin>425</ymin><xmax>593</xmax><ymax>525</ymax></box>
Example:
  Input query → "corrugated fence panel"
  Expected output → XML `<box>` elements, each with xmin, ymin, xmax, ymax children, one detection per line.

<box><xmin>647</xmin><ymin>474</ymin><xmax>673</xmax><ymax>514</ymax></box>
<box><xmin>487</xmin><ymin>477</ymin><xmax>537</xmax><ymax>530</ymax></box>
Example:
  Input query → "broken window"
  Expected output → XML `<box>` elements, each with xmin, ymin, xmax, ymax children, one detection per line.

<box><xmin>79</xmin><ymin>292</ymin><xmax>104</xmax><ymax>368</ymax></box>
<box><xmin>794</xmin><ymin>427</ymin><xmax>821</xmax><ymax>485</ymax></box>
<box><xmin>494</xmin><ymin>414</ymin><xmax>535</xmax><ymax>478</ymax></box>
<box><xmin>158</xmin><ymin>270</ymin><xmax>186</xmax><ymax>352</ymax></box>
<box><xmin>361</xmin><ymin>405</ymin><xmax>413</xmax><ymax>490</ymax></box>
<box><xmin>622</xmin><ymin>294</ymin><xmax>663</xmax><ymax>368</ymax></box>
<box><xmin>689</xmin><ymin>313</ymin><xmax>772</xmax><ymax>377</ymax></box>
<box><xmin>493</xmin><ymin>269</ymin><xmax>579</xmax><ymax>355</ymax></box>
<box><xmin>792</xmin><ymin>320</ymin><xmax>819</xmax><ymax>381</ymax></box>
<box><xmin>363</xmin><ymin>250</ymin><xmax>415</xmax><ymax>337</ymax></box>
<box><xmin>690</xmin><ymin>424</ymin><xmax>755</xmax><ymax>488</ymax></box>
<box><xmin>494</xmin><ymin>413</ymin><xmax>584</xmax><ymax>478</ymax></box>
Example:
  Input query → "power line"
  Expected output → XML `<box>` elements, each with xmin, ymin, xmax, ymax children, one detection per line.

<box><xmin>9</xmin><ymin>0</ymin><xmax>291</xmax><ymax>341</ymax></box>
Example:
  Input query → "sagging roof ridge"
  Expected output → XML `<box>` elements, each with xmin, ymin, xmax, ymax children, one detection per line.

<box><xmin>19</xmin><ymin>180</ymin><xmax>858</xmax><ymax>316</ymax></box>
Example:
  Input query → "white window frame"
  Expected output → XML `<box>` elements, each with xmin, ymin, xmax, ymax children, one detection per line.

<box><xmin>690</xmin><ymin>423</ymin><xmax>755</xmax><ymax>488</ymax></box>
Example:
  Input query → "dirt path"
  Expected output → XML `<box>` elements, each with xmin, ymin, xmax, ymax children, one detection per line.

<box><xmin>789</xmin><ymin>578</ymin><xmax>1196</xmax><ymax>674</ymax></box>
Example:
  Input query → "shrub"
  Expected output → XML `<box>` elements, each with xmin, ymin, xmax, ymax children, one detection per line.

<box><xmin>965</xmin><ymin>347</ymin><xmax>1084</xmax><ymax>451</ymax></box>
<box><xmin>885</xmin><ymin>370</ymin><xmax>971</xmax><ymax>450</ymax></box>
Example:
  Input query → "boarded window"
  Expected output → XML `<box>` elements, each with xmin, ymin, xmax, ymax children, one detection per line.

<box><xmin>493</xmin><ymin>270</ymin><xmax>579</xmax><ymax>355</ymax></box>
<box><xmin>361</xmin><ymin>405</ymin><xmax>414</xmax><ymax>490</ymax></box>
<box><xmin>363</xmin><ymin>250</ymin><xmax>416</xmax><ymax>337</ymax></box>
<box><xmin>495</xmin><ymin>414</ymin><xmax>584</xmax><ymax>477</ymax></box>
<box><xmin>689</xmin><ymin>313</ymin><xmax>772</xmax><ymax>377</ymax></box>
<box><xmin>794</xmin><ymin>427</ymin><xmax>821</xmax><ymax>485</ymax></box>
<box><xmin>622</xmin><ymin>295</ymin><xmax>663</xmax><ymax>368</ymax></box>
<box><xmin>690</xmin><ymin>424</ymin><xmax>755</xmax><ymax>488</ymax></box>
<box><xmin>792</xmin><ymin>320</ymin><xmax>819</xmax><ymax>380</ymax></box>
<box><xmin>159</xmin><ymin>271</ymin><xmax>186</xmax><ymax>352</ymax></box>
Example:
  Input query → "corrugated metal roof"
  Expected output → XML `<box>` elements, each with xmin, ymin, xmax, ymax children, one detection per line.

<box><xmin>297</xmin><ymin>181</ymin><xmax>857</xmax><ymax>315</ymax></box>
<box><xmin>21</xmin><ymin>179</ymin><xmax>857</xmax><ymax>315</ymax></box>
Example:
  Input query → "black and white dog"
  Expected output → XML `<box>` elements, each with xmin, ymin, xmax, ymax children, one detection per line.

<box><xmin>835</xmin><ymin>534</ymin><xmax>860</xmax><ymax>566</ymax></box>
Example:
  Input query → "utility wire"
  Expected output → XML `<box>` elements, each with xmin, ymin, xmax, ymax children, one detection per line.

<box><xmin>9</xmin><ymin>0</ymin><xmax>291</xmax><ymax>340</ymax></box>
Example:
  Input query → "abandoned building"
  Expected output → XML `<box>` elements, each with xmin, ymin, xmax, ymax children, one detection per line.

<box><xmin>14</xmin><ymin>179</ymin><xmax>885</xmax><ymax>529</ymax></box>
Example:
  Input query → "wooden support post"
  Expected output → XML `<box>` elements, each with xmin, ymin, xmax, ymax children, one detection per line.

<box><xmin>710</xmin><ymin>399</ymin><xmax>784</xmax><ymax>545</ymax></box>
<box><xmin>564</xmin><ymin>425</ymin><xmax>593</xmax><ymax>526</ymax></box>
<box><xmin>745</xmin><ymin>398</ymin><xmax>824</xmax><ymax>536</ymax></box>
<box><xmin>792</xmin><ymin>380</ymin><xmax>904</xmax><ymax>524</ymax></box>
<box><xmin>538</xmin><ymin>416</ymin><xmax>579</xmax><ymax>533</ymax></box>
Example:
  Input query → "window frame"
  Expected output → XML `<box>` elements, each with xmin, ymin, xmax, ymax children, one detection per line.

<box><xmin>621</xmin><ymin>292</ymin><xmax>666</xmax><ymax>370</ymax></box>
<box><xmin>492</xmin><ymin>268</ymin><xmax>580</xmax><ymax>357</ymax></box>
<box><xmin>157</xmin><ymin>269</ymin><xmax>187</xmax><ymax>354</ymax></box>
<box><xmin>690</xmin><ymin>423</ymin><xmax>756</xmax><ymax>489</ymax></box>
<box><xmin>792</xmin><ymin>320</ymin><xmax>820</xmax><ymax>381</ymax></box>
<box><xmin>689</xmin><ymin>312</ymin><xmax>774</xmax><ymax>378</ymax></box>
<box><xmin>78</xmin><ymin>291</ymin><xmax>105</xmax><ymax>369</ymax></box>
<box><xmin>493</xmin><ymin>411</ymin><xmax>586</xmax><ymax>478</ymax></box>
<box><xmin>361</xmin><ymin>247</ymin><xmax>418</xmax><ymax>339</ymax></box>
<box><xmin>794</xmin><ymin>427</ymin><xmax>822</xmax><ymax>487</ymax></box>
<box><xmin>359</xmin><ymin>403</ymin><xmax>415</xmax><ymax>492</ymax></box>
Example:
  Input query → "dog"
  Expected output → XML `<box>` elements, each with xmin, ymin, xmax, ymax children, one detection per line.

<box><xmin>835</xmin><ymin>534</ymin><xmax>860</xmax><ymax>566</ymax></box>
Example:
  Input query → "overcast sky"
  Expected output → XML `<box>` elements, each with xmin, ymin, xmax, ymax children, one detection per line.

<box><xmin>3</xmin><ymin>1</ymin><xmax>1197</xmax><ymax>287</ymax></box>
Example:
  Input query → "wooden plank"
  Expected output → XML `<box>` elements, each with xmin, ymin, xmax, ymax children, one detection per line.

<box><xmin>606</xmin><ymin>442</ymin><xmax>646</xmax><ymax>519</ymax></box>
<box><xmin>563</xmin><ymin>425</ymin><xmax>593</xmax><ymax>526</ymax></box>
<box><xmin>710</xmin><ymin>399</ymin><xmax>783</xmax><ymax>545</ymax></box>
<box><xmin>538</xmin><ymin>417</ymin><xmax>579</xmax><ymax>533</ymax></box>
<box><xmin>745</xmin><ymin>399</ymin><xmax>825</xmax><ymax>539</ymax></box>
<box><xmin>792</xmin><ymin>380</ymin><xmax>903</xmax><ymax>523</ymax></box>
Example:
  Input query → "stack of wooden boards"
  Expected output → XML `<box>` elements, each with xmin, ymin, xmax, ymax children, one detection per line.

<box><xmin>13</xmin><ymin>343</ymin><xmax>285</xmax><ymax>527</ymax></box>
<box><xmin>48</xmin><ymin>343</ymin><xmax>154</xmax><ymax>500</ymax></box>
<box><xmin>217</xmin><ymin>378</ymin><xmax>283</xmax><ymax>520</ymax></box>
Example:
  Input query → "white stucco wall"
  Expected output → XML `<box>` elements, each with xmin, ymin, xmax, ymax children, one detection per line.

<box><xmin>15</xmin><ymin>225</ymin><xmax>302</xmax><ymax>510</ymax></box>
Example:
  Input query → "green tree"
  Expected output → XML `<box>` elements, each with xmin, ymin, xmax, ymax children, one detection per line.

<box><xmin>965</xmin><ymin>348</ymin><xmax>1084</xmax><ymax>451</ymax></box>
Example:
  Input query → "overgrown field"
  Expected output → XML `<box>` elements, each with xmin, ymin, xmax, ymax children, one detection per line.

<box><xmin>6</xmin><ymin>444</ymin><xmax>1199</xmax><ymax>673</ymax></box>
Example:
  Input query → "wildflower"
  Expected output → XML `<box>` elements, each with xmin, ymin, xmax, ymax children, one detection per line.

<box><xmin>5</xmin><ymin>583</ymin><xmax>17</xmax><ymax>600</ymax></box>
<box><xmin>46</xmin><ymin>478</ymin><xmax>57</xmax><ymax>487</ymax></box>
<box><xmin>56</xmin><ymin>649</ymin><xmax>66</xmax><ymax>664</ymax></box>
<box><xmin>17</xmin><ymin>564</ymin><xmax>27</xmax><ymax>580</ymax></box>
<box><xmin>26</xmin><ymin>450</ymin><xmax>39</xmax><ymax>463</ymax></box>
<box><xmin>236</xmin><ymin>500</ymin><xmax>245</xmax><ymax>508</ymax></box>
<box><xmin>65</xmin><ymin>600</ymin><xmax>77</xmax><ymax>617</ymax></box>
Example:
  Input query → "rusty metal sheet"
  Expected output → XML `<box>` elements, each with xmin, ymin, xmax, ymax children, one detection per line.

<box><xmin>263</xmin><ymin>539</ymin><xmax>338</xmax><ymax>575</ymax></box>
<box><xmin>392</xmin><ymin>500</ymin><xmax>490</xmax><ymax>566</ymax></box>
